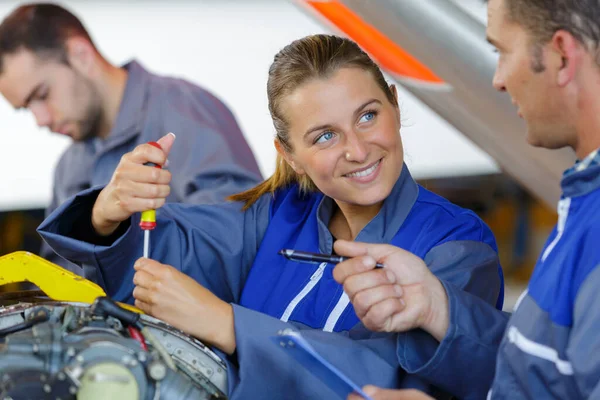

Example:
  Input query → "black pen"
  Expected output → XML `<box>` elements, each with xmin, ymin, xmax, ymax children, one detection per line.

<box><xmin>279</xmin><ymin>249</ymin><xmax>384</xmax><ymax>268</ymax></box>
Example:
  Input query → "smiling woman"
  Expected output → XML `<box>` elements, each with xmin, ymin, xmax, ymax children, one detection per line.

<box><xmin>38</xmin><ymin>34</ymin><xmax>504</xmax><ymax>399</ymax></box>
<box><xmin>231</xmin><ymin>46</ymin><xmax>403</xmax><ymax>239</ymax></box>
<box><xmin>278</xmin><ymin>69</ymin><xmax>403</xmax><ymax>217</ymax></box>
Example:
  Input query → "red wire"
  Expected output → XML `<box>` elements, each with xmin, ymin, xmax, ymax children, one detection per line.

<box><xmin>128</xmin><ymin>326</ymin><xmax>148</xmax><ymax>351</ymax></box>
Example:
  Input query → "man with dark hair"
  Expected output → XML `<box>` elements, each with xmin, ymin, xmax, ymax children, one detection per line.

<box><xmin>335</xmin><ymin>0</ymin><xmax>600</xmax><ymax>399</ymax></box>
<box><xmin>0</xmin><ymin>4</ymin><xmax>262</xmax><ymax>274</ymax></box>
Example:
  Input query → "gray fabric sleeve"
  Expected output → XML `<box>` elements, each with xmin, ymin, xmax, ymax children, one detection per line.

<box><xmin>161</xmin><ymin>111</ymin><xmax>262</xmax><ymax>205</ymax></box>
<box><xmin>39</xmin><ymin>156</ymin><xmax>85</xmax><ymax>274</ymax></box>
<box><xmin>222</xmin><ymin>304</ymin><xmax>402</xmax><ymax>400</ymax></box>
<box><xmin>568</xmin><ymin>264</ymin><xmax>600</xmax><ymax>398</ymax></box>
<box><xmin>396</xmin><ymin>241</ymin><xmax>509</xmax><ymax>400</ymax></box>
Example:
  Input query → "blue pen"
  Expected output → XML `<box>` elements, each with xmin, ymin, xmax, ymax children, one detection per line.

<box><xmin>279</xmin><ymin>249</ymin><xmax>384</xmax><ymax>268</ymax></box>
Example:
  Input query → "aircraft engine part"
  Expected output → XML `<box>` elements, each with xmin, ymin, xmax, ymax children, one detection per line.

<box><xmin>0</xmin><ymin>299</ymin><xmax>227</xmax><ymax>400</ymax></box>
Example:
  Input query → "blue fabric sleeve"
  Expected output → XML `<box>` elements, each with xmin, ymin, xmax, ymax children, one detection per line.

<box><xmin>397</xmin><ymin>240</ymin><xmax>509</xmax><ymax>399</ymax></box>
<box><xmin>37</xmin><ymin>187</ymin><xmax>271</xmax><ymax>304</ymax></box>
<box><xmin>568</xmin><ymin>265</ymin><xmax>600</xmax><ymax>398</ymax></box>
<box><xmin>222</xmin><ymin>304</ymin><xmax>402</xmax><ymax>400</ymax></box>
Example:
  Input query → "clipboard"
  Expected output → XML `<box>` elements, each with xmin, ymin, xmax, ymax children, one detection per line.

<box><xmin>271</xmin><ymin>329</ymin><xmax>373</xmax><ymax>400</ymax></box>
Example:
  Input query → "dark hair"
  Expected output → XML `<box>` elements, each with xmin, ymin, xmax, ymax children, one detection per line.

<box><xmin>488</xmin><ymin>0</ymin><xmax>600</xmax><ymax>67</ymax></box>
<box><xmin>229</xmin><ymin>34</ymin><xmax>397</xmax><ymax>209</ymax></box>
<box><xmin>0</xmin><ymin>3</ymin><xmax>95</xmax><ymax>74</ymax></box>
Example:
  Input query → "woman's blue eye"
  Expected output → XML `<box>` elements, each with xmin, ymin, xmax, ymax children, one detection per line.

<box><xmin>359</xmin><ymin>112</ymin><xmax>376</xmax><ymax>123</ymax></box>
<box><xmin>315</xmin><ymin>131</ymin><xmax>335</xmax><ymax>144</ymax></box>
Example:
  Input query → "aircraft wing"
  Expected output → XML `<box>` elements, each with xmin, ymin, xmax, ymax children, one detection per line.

<box><xmin>296</xmin><ymin>0</ymin><xmax>575</xmax><ymax>208</ymax></box>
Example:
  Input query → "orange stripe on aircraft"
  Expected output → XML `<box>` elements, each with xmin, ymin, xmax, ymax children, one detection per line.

<box><xmin>306</xmin><ymin>0</ymin><xmax>445</xmax><ymax>85</ymax></box>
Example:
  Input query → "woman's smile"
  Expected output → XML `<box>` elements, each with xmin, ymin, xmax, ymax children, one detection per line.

<box><xmin>343</xmin><ymin>158</ymin><xmax>383</xmax><ymax>183</ymax></box>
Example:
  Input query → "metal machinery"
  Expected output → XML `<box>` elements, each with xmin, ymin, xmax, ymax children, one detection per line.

<box><xmin>0</xmin><ymin>252</ymin><xmax>228</xmax><ymax>400</ymax></box>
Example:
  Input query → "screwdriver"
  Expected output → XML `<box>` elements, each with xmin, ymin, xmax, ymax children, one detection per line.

<box><xmin>140</xmin><ymin>141</ymin><xmax>163</xmax><ymax>259</ymax></box>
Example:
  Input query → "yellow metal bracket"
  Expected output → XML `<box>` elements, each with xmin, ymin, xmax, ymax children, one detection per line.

<box><xmin>0</xmin><ymin>251</ymin><xmax>141</xmax><ymax>313</ymax></box>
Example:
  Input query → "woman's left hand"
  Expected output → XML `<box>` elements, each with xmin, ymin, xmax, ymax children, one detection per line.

<box><xmin>132</xmin><ymin>258</ymin><xmax>236</xmax><ymax>354</ymax></box>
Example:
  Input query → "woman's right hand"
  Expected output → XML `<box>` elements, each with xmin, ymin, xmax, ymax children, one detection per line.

<box><xmin>91</xmin><ymin>132</ymin><xmax>175</xmax><ymax>236</ymax></box>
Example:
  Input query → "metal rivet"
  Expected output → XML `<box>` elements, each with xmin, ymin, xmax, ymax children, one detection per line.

<box><xmin>43</xmin><ymin>384</ymin><xmax>51</xmax><ymax>393</ymax></box>
<box><xmin>148</xmin><ymin>361</ymin><xmax>167</xmax><ymax>381</ymax></box>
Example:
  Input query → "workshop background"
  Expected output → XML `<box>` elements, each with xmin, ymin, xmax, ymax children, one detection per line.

<box><xmin>0</xmin><ymin>0</ymin><xmax>558</xmax><ymax>309</ymax></box>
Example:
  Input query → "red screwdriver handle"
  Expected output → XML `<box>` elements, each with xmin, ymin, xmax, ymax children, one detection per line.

<box><xmin>140</xmin><ymin>141</ymin><xmax>164</xmax><ymax>230</ymax></box>
<box><xmin>145</xmin><ymin>141</ymin><xmax>163</xmax><ymax>168</ymax></box>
